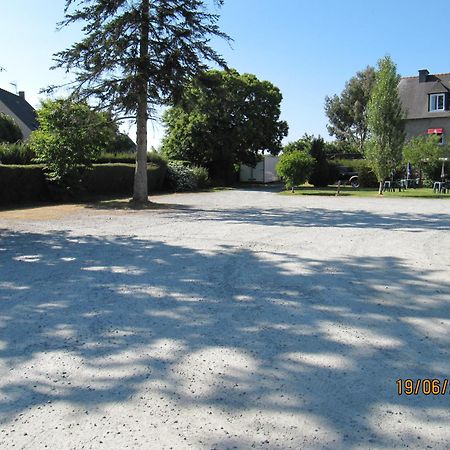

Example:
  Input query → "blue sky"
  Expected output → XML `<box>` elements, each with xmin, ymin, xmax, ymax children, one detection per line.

<box><xmin>1</xmin><ymin>0</ymin><xmax>448</xmax><ymax>147</ymax></box>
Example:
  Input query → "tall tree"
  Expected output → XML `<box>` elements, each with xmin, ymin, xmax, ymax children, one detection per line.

<box><xmin>51</xmin><ymin>0</ymin><xmax>229</xmax><ymax>203</ymax></box>
<box><xmin>162</xmin><ymin>69</ymin><xmax>288</xmax><ymax>182</ymax></box>
<box><xmin>325</xmin><ymin>66</ymin><xmax>375</xmax><ymax>153</ymax></box>
<box><xmin>365</xmin><ymin>56</ymin><xmax>405</xmax><ymax>194</ymax></box>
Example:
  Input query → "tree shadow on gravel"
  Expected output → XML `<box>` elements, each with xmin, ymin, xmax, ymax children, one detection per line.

<box><xmin>172</xmin><ymin>206</ymin><xmax>450</xmax><ymax>232</ymax></box>
<box><xmin>0</xmin><ymin>229</ymin><xmax>449</xmax><ymax>448</ymax></box>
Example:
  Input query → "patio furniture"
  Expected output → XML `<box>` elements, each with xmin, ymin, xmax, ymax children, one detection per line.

<box><xmin>433</xmin><ymin>181</ymin><xmax>447</xmax><ymax>193</ymax></box>
<box><xmin>400</xmin><ymin>178</ymin><xmax>420</xmax><ymax>189</ymax></box>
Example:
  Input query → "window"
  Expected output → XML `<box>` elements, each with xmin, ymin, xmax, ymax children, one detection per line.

<box><xmin>429</xmin><ymin>93</ymin><xmax>446</xmax><ymax>112</ymax></box>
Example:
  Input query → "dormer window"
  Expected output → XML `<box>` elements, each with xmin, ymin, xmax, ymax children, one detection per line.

<box><xmin>429</xmin><ymin>93</ymin><xmax>446</xmax><ymax>112</ymax></box>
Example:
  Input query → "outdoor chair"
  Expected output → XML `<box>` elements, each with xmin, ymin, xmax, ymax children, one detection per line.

<box><xmin>433</xmin><ymin>181</ymin><xmax>447</xmax><ymax>194</ymax></box>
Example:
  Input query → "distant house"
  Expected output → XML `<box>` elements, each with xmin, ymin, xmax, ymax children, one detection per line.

<box><xmin>399</xmin><ymin>69</ymin><xmax>450</xmax><ymax>144</ymax></box>
<box><xmin>0</xmin><ymin>88</ymin><xmax>38</xmax><ymax>139</ymax></box>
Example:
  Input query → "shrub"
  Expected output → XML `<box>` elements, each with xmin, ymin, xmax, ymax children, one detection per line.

<box><xmin>0</xmin><ymin>113</ymin><xmax>23</xmax><ymax>143</ymax></box>
<box><xmin>30</xmin><ymin>99</ymin><xmax>114</xmax><ymax>188</ymax></box>
<box><xmin>276</xmin><ymin>150</ymin><xmax>314</xmax><ymax>191</ymax></box>
<box><xmin>191</xmin><ymin>166</ymin><xmax>210</xmax><ymax>188</ymax></box>
<box><xmin>165</xmin><ymin>161</ymin><xmax>197</xmax><ymax>192</ymax></box>
<box><xmin>0</xmin><ymin>142</ymin><xmax>35</xmax><ymax>164</ymax></box>
<box><xmin>308</xmin><ymin>137</ymin><xmax>331</xmax><ymax>187</ymax></box>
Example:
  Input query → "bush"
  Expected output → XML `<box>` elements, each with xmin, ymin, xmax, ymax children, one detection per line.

<box><xmin>276</xmin><ymin>150</ymin><xmax>314</xmax><ymax>191</ymax></box>
<box><xmin>0</xmin><ymin>142</ymin><xmax>35</xmax><ymax>164</ymax></box>
<box><xmin>30</xmin><ymin>99</ymin><xmax>114</xmax><ymax>188</ymax></box>
<box><xmin>308</xmin><ymin>137</ymin><xmax>331</xmax><ymax>187</ymax></box>
<box><xmin>309</xmin><ymin>160</ymin><xmax>330</xmax><ymax>187</ymax></box>
<box><xmin>0</xmin><ymin>113</ymin><xmax>23</xmax><ymax>143</ymax></box>
<box><xmin>165</xmin><ymin>161</ymin><xmax>198</xmax><ymax>192</ymax></box>
<box><xmin>191</xmin><ymin>166</ymin><xmax>210</xmax><ymax>188</ymax></box>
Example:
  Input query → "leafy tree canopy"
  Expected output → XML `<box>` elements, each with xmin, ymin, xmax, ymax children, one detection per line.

<box><xmin>30</xmin><ymin>99</ymin><xmax>115</xmax><ymax>188</ymax></box>
<box><xmin>403</xmin><ymin>134</ymin><xmax>446</xmax><ymax>180</ymax></box>
<box><xmin>365</xmin><ymin>56</ymin><xmax>405</xmax><ymax>192</ymax></box>
<box><xmin>161</xmin><ymin>69</ymin><xmax>288</xmax><ymax>182</ymax></box>
<box><xmin>0</xmin><ymin>113</ymin><xmax>23</xmax><ymax>144</ymax></box>
<box><xmin>325</xmin><ymin>66</ymin><xmax>376</xmax><ymax>153</ymax></box>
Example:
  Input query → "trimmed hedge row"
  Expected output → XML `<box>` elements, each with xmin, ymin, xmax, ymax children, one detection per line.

<box><xmin>0</xmin><ymin>163</ymin><xmax>167</xmax><ymax>205</ymax></box>
<box><xmin>84</xmin><ymin>163</ymin><xmax>166</xmax><ymax>195</ymax></box>
<box><xmin>0</xmin><ymin>165</ymin><xmax>50</xmax><ymax>204</ymax></box>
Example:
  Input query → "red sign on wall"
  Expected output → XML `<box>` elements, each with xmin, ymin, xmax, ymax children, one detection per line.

<box><xmin>428</xmin><ymin>128</ymin><xmax>443</xmax><ymax>134</ymax></box>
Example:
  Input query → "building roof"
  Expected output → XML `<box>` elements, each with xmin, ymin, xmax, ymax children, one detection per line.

<box><xmin>399</xmin><ymin>72</ymin><xmax>450</xmax><ymax>120</ymax></box>
<box><xmin>0</xmin><ymin>88</ymin><xmax>38</xmax><ymax>131</ymax></box>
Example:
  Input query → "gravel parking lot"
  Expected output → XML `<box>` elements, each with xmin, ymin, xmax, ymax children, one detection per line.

<box><xmin>1</xmin><ymin>188</ymin><xmax>450</xmax><ymax>449</ymax></box>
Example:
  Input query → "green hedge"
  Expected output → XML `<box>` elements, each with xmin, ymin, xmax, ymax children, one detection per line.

<box><xmin>0</xmin><ymin>163</ymin><xmax>167</xmax><ymax>205</ymax></box>
<box><xmin>0</xmin><ymin>165</ymin><xmax>49</xmax><ymax>204</ymax></box>
<box><xmin>84</xmin><ymin>163</ymin><xmax>166</xmax><ymax>195</ymax></box>
<box><xmin>0</xmin><ymin>142</ymin><xmax>36</xmax><ymax>165</ymax></box>
<box><xmin>95</xmin><ymin>151</ymin><xmax>167</xmax><ymax>167</ymax></box>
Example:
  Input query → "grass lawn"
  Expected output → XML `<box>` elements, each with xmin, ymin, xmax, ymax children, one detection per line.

<box><xmin>281</xmin><ymin>185</ymin><xmax>450</xmax><ymax>199</ymax></box>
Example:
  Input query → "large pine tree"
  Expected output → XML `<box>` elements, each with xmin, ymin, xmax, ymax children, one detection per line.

<box><xmin>52</xmin><ymin>0</ymin><xmax>229</xmax><ymax>202</ymax></box>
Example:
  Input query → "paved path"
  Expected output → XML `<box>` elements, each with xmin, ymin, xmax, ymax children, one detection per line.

<box><xmin>0</xmin><ymin>189</ymin><xmax>450</xmax><ymax>449</ymax></box>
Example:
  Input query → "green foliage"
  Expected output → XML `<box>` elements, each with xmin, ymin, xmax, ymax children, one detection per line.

<box><xmin>403</xmin><ymin>135</ymin><xmax>446</xmax><ymax>181</ymax></box>
<box><xmin>325</xmin><ymin>66</ymin><xmax>376</xmax><ymax>152</ymax></box>
<box><xmin>29</xmin><ymin>99</ymin><xmax>115</xmax><ymax>188</ymax></box>
<box><xmin>161</xmin><ymin>69</ymin><xmax>288</xmax><ymax>182</ymax></box>
<box><xmin>0</xmin><ymin>163</ymin><xmax>167</xmax><ymax>205</ymax></box>
<box><xmin>335</xmin><ymin>159</ymin><xmax>378</xmax><ymax>187</ymax></box>
<box><xmin>165</xmin><ymin>162</ymin><xmax>198</xmax><ymax>192</ymax></box>
<box><xmin>84</xmin><ymin>164</ymin><xmax>166</xmax><ymax>195</ymax></box>
<box><xmin>95</xmin><ymin>151</ymin><xmax>167</xmax><ymax>166</ymax></box>
<box><xmin>0</xmin><ymin>142</ymin><xmax>35</xmax><ymax>165</ymax></box>
<box><xmin>191</xmin><ymin>166</ymin><xmax>210</xmax><ymax>188</ymax></box>
<box><xmin>308</xmin><ymin>137</ymin><xmax>331</xmax><ymax>187</ymax></box>
<box><xmin>283</xmin><ymin>135</ymin><xmax>335</xmax><ymax>187</ymax></box>
<box><xmin>0</xmin><ymin>165</ymin><xmax>48</xmax><ymax>205</ymax></box>
<box><xmin>0</xmin><ymin>112</ymin><xmax>23</xmax><ymax>143</ymax></box>
<box><xmin>276</xmin><ymin>150</ymin><xmax>314</xmax><ymax>190</ymax></box>
<box><xmin>365</xmin><ymin>56</ymin><xmax>405</xmax><ymax>186</ymax></box>
<box><xmin>282</xmin><ymin>135</ymin><xmax>312</xmax><ymax>154</ymax></box>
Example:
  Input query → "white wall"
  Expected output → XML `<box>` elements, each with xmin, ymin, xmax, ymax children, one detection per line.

<box><xmin>240</xmin><ymin>156</ymin><xmax>280</xmax><ymax>183</ymax></box>
<box><xmin>263</xmin><ymin>156</ymin><xmax>279</xmax><ymax>183</ymax></box>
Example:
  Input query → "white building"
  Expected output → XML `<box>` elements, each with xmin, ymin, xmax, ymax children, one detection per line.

<box><xmin>240</xmin><ymin>155</ymin><xmax>280</xmax><ymax>183</ymax></box>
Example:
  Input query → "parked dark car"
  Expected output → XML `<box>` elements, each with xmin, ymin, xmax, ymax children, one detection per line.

<box><xmin>336</xmin><ymin>165</ymin><xmax>359</xmax><ymax>188</ymax></box>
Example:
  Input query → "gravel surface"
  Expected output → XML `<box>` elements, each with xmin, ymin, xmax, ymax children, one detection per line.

<box><xmin>1</xmin><ymin>187</ymin><xmax>450</xmax><ymax>449</ymax></box>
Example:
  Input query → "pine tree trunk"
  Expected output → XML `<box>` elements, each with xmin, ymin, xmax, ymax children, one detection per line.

<box><xmin>133</xmin><ymin>0</ymin><xmax>150</xmax><ymax>203</ymax></box>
